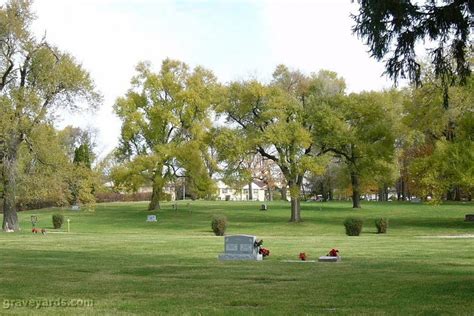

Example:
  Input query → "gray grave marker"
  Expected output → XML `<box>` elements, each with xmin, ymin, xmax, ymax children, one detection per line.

<box><xmin>218</xmin><ymin>235</ymin><xmax>262</xmax><ymax>261</ymax></box>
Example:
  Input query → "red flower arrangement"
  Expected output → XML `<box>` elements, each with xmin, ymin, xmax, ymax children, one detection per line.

<box><xmin>259</xmin><ymin>248</ymin><xmax>270</xmax><ymax>257</ymax></box>
<box><xmin>327</xmin><ymin>249</ymin><xmax>339</xmax><ymax>257</ymax></box>
<box><xmin>299</xmin><ymin>252</ymin><xmax>307</xmax><ymax>261</ymax></box>
<box><xmin>32</xmin><ymin>228</ymin><xmax>46</xmax><ymax>235</ymax></box>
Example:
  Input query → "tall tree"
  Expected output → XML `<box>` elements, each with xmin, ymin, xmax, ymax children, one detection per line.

<box><xmin>113</xmin><ymin>59</ymin><xmax>219</xmax><ymax>210</ymax></box>
<box><xmin>217</xmin><ymin>66</ymin><xmax>342</xmax><ymax>222</ymax></box>
<box><xmin>313</xmin><ymin>91</ymin><xmax>400</xmax><ymax>208</ymax></box>
<box><xmin>0</xmin><ymin>0</ymin><xmax>100</xmax><ymax>231</ymax></box>
<box><xmin>403</xmin><ymin>74</ymin><xmax>474</xmax><ymax>201</ymax></box>
<box><xmin>73</xmin><ymin>143</ymin><xmax>92</xmax><ymax>169</ymax></box>
<box><xmin>352</xmin><ymin>0</ymin><xmax>472</xmax><ymax>87</ymax></box>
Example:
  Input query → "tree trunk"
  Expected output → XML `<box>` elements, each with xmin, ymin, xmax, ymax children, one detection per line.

<box><xmin>289</xmin><ymin>177</ymin><xmax>303</xmax><ymax>222</ymax></box>
<box><xmin>379</xmin><ymin>185</ymin><xmax>388</xmax><ymax>201</ymax></box>
<box><xmin>401</xmin><ymin>178</ymin><xmax>406</xmax><ymax>200</ymax></box>
<box><xmin>267</xmin><ymin>188</ymin><xmax>273</xmax><ymax>201</ymax></box>
<box><xmin>248</xmin><ymin>182</ymin><xmax>253</xmax><ymax>201</ymax></box>
<box><xmin>351</xmin><ymin>171</ymin><xmax>361</xmax><ymax>208</ymax></box>
<box><xmin>148</xmin><ymin>180</ymin><xmax>163</xmax><ymax>211</ymax></box>
<box><xmin>446</xmin><ymin>189</ymin><xmax>454</xmax><ymax>201</ymax></box>
<box><xmin>396</xmin><ymin>178</ymin><xmax>402</xmax><ymax>201</ymax></box>
<box><xmin>454</xmin><ymin>186</ymin><xmax>461</xmax><ymax>201</ymax></box>
<box><xmin>281</xmin><ymin>186</ymin><xmax>287</xmax><ymax>201</ymax></box>
<box><xmin>290</xmin><ymin>196</ymin><xmax>301</xmax><ymax>222</ymax></box>
<box><xmin>2</xmin><ymin>154</ymin><xmax>20</xmax><ymax>231</ymax></box>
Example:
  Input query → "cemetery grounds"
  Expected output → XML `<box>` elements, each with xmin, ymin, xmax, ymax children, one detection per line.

<box><xmin>0</xmin><ymin>201</ymin><xmax>473</xmax><ymax>315</ymax></box>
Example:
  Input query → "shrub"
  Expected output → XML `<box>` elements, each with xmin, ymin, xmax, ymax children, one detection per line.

<box><xmin>343</xmin><ymin>217</ymin><xmax>363</xmax><ymax>236</ymax></box>
<box><xmin>375</xmin><ymin>217</ymin><xmax>389</xmax><ymax>234</ymax></box>
<box><xmin>211</xmin><ymin>215</ymin><xmax>228</xmax><ymax>236</ymax></box>
<box><xmin>52</xmin><ymin>214</ymin><xmax>64</xmax><ymax>229</ymax></box>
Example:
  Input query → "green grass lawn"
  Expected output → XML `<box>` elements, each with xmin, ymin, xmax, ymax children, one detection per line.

<box><xmin>1</xmin><ymin>200</ymin><xmax>473</xmax><ymax>315</ymax></box>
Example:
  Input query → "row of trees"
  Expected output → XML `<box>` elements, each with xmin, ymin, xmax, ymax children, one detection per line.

<box><xmin>1</xmin><ymin>0</ymin><xmax>472</xmax><ymax>230</ymax></box>
<box><xmin>111</xmin><ymin>59</ymin><xmax>473</xmax><ymax>222</ymax></box>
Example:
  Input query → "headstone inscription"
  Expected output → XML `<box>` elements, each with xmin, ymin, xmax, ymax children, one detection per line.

<box><xmin>218</xmin><ymin>235</ymin><xmax>263</xmax><ymax>261</ymax></box>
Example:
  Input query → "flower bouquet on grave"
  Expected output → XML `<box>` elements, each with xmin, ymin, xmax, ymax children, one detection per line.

<box><xmin>254</xmin><ymin>239</ymin><xmax>270</xmax><ymax>258</ymax></box>
<box><xmin>259</xmin><ymin>247</ymin><xmax>270</xmax><ymax>257</ymax></box>
<box><xmin>299</xmin><ymin>252</ymin><xmax>307</xmax><ymax>261</ymax></box>
<box><xmin>327</xmin><ymin>249</ymin><xmax>339</xmax><ymax>257</ymax></box>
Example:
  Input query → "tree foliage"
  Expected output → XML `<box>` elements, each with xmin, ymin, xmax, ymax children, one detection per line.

<box><xmin>352</xmin><ymin>0</ymin><xmax>473</xmax><ymax>86</ymax></box>
<box><xmin>402</xmin><ymin>74</ymin><xmax>474</xmax><ymax>201</ymax></box>
<box><xmin>313</xmin><ymin>90</ymin><xmax>401</xmax><ymax>207</ymax></box>
<box><xmin>113</xmin><ymin>59</ymin><xmax>219</xmax><ymax>210</ymax></box>
<box><xmin>217</xmin><ymin>66</ymin><xmax>343</xmax><ymax>221</ymax></box>
<box><xmin>0</xmin><ymin>0</ymin><xmax>100</xmax><ymax>231</ymax></box>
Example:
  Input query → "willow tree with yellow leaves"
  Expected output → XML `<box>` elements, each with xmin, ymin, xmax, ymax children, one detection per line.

<box><xmin>113</xmin><ymin>59</ymin><xmax>219</xmax><ymax>210</ymax></box>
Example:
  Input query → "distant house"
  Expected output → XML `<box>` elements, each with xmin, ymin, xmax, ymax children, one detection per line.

<box><xmin>216</xmin><ymin>181</ymin><xmax>266</xmax><ymax>201</ymax></box>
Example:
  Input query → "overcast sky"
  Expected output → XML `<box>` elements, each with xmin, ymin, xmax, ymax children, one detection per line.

<box><xmin>31</xmin><ymin>0</ymin><xmax>395</xmax><ymax>158</ymax></box>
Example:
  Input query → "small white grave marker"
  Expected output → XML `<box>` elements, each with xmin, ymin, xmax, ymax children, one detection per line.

<box><xmin>318</xmin><ymin>256</ymin><xmax>341</xmax><ymax>262</ymax></box>
<box><xmin>147</xmin><ymin>215</ymin><xmax>157</xmax><ymax>222</ymax></box>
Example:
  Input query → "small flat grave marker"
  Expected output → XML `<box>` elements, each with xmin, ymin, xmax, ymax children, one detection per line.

<box><xmin>318</xmin><ymin>256</ymin><xmax>341</xmax><ymax>262</ymax></box>
<box><xmin>146</xmin><ymin>215</ymin><xmax>157</xmax><ymax>222</ymax></box>
<box><xmin>219</xmin><ymin>235</ymin><xmax>262</xmax><ymax>261</ymax></box>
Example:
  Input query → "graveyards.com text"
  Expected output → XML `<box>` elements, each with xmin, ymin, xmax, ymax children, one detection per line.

<box><xmin>3</xmin><ymin>298</ymin><xmax>94</xmax><ymax>309</ymax></box>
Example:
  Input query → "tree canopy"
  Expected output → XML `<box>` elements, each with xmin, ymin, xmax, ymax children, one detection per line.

<box><xmin>0</xmin><ymin>0</ymin><xmax>100</xmax><ymax>230</ymax></box>
<box><xmin>217</xmin><ymin>66</ymin><xmax>345</xmax><ymax>221</ymax></box>
<box><xmin>352</xmin><ymin>0</ymin><xmax>473</xmax><ymax>86</ymax></box>
<box><xmin>113</xmin><ymin>59</ymin><xmax>219</xmax><ymax>210</ymax></box>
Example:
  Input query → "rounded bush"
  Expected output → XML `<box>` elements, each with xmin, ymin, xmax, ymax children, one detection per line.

<box><xmin>52</xmin><ymin>214</ymin><xmax>64</xmax><ymax>229</ymax></box>
<box><xmin>343</xmin><ymin>217</ymin><xmax>363</xmax><ymax>236</ymax></box>
<box><xmin>375</xmin><ymin>217</ymin><xmax>389</xmax><ymax>234</ymax></box>
<box><xmin>211</xmin><ymin>215</ymin><xmax>228</xmax><ymax>236</ymax></box>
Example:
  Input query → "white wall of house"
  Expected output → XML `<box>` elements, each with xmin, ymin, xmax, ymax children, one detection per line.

<box><xmin>216</xmin><ymin>181</ymin><xmax>266</xmax><ymax>201</ymax></box>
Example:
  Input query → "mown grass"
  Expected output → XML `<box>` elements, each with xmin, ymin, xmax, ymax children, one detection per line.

<box><xmin>0</xmin><ymin>200</ymin><xmax>473</xmax><ymax>315</ymax></box>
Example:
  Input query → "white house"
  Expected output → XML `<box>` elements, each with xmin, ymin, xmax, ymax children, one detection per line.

<box><xmin>215</xmin><ymin>181</ymin><xmax>266</xmax><ymax>201</ymax></box>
